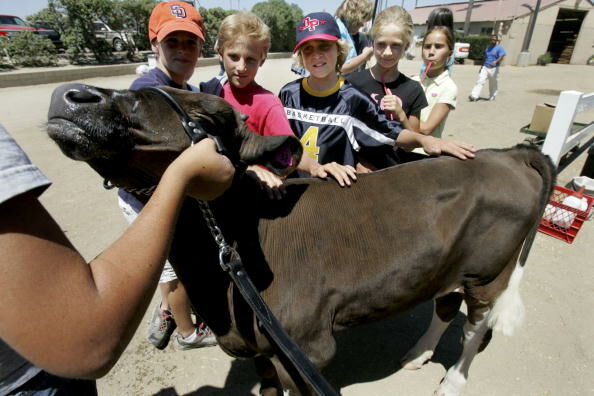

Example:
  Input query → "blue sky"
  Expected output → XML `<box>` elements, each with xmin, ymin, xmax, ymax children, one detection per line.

<box><xmin>5</xmin><ymin>0</ymin><xmax>447</xmax><ymax>19</ymax></box>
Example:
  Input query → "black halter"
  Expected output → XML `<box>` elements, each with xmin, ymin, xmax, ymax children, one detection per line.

<box><xmin>103</xmin><ymin>86</ymin><xmax>230</xmax><ymax>194</ymax></box>
<box><xmin>142</xmin><ymin>86</ymin><xmax>228</xmax><ymax>155</ymax></box>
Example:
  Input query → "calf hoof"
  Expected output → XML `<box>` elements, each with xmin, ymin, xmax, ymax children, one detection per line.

<box><xmin>260</xmin><ymin>387</ymin><xmax>279</xmax><ymax>396</ymax></box>
<box><xmin>434</xmin><ymin>372</ymin><xmax>466</xmax><ymax>396</ymax></box>
<box><xmin>401</xmin><ymin>350</ymin><xmax>433</xmax><ymax>370</ymax></box>
<box><xmin>259</xmin><ymin>380</ymin><xmax>281</xmax><ymax>396</ymax></box>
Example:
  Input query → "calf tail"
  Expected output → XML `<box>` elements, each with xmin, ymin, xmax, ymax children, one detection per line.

<box><xmin>517</xmin><ymin>145</ymin><xmax>557</xmax><ymax>268</ymax></box>
<box><xmin>488</xmin><ymin>146</ymin><xmax>556</xmax><ymax>335</ymax></box>
<box><xmin>488</xmin><ymin>259</ymin><xmax>526</xmax><ymax>335</ymax></box>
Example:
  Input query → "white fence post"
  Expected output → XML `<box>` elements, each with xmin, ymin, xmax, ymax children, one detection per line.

<box><xmin>541</xmin><ymin>90</ymin><xmax>594</xmax><ymax>167</ymax></box>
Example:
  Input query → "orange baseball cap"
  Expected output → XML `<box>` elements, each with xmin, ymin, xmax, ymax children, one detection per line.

<box><xmin>148</xmin><ymin>1</ymin><xmax>205</xmax><ymax>42</ymax></box>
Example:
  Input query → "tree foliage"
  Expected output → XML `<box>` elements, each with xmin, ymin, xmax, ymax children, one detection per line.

<box><xmin>251</xmin><ymin>0</ymin><xmax>302</xmax><ymax>52</ymax></box>
<box><xmin>26</xmin><ymin>0</ymin><xmax>154</xmax><ymax>64</ymax></box>
<box><xmin>115</xmin><ymin>0</ymin><xmax>157</xmax><ymax>51</ymax></box>
<box><xmin>0</xmin><ymin>31</ymin><xmax>58</xmax><ymax>67</ymax></box>
<box><xmin>198</xmin><ymin>7</ymin><xmax>236</xmax><ymax>58</ymax></box>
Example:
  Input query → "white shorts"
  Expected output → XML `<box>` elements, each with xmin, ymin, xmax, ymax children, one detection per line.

<box><xmin>117</xmin><ymin>189</ymin><xmax>178</xmax><ymax>284</ymax></box>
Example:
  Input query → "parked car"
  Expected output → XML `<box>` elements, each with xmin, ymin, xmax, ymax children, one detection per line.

<box><xmin>0</xmin><ymin>14</ymin><xmax>61</xmax><ymax>48</ymax></box>
<box><xmin>454</xmin><ymin>42</ymin><xmax>470</xmax><ymax>63</ymax></box>
<box><xmin>94</xmin><ymin>21</ymin><xmax>135</xmax><ymax>51</ymax></box>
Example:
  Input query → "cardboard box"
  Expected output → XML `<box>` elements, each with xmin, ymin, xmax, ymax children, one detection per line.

<box><xmin>528</xmin><ymin>103</ymin><xmax>556</xmax><ymax>133</ymax></box>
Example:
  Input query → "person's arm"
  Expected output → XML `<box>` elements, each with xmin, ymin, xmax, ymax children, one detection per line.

<box><xmin>341</xmin><ymin>46</ymin><xmax>373</xmax><ymax>75</ymax></box>
<box><xmin>246</xmin><ymin>165</ymin><xmax>285</xmax><ymax>199</ymax></box>
<box><xmin>381</xmin><ymin>94</ymin><xmax>414</xmax><ymax>131</ymax></box>
<box><xmin>408</xmin><ymin>113</ymin><xmax>421</xmax><ymax>133</ymax></box>
<box><xmin>395</xmin><ymin>129</ymin><xmax>476</xmax><ymax>159</ymax></box>
<box><xmin>418</xmin><ymin>103</ymin><xmax>453</xmax><ymax>135</ymax></box>
<box><xmin>0</xmin><ymin>139</ymin><xmax>233</xmax><ymax>379</ymax></box>
<box><xmin>297</xmin><ymin>154</ymin><xmax>357</xmax><ymax>186</ymax></box>
<box><xmin>489</xmin><ymin>54</ymin><xmax>505</xmax><ymax>67</ymax></box>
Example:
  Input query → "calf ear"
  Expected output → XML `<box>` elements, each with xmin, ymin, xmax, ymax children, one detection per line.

<box><xmin>239</xmin><ymin>129</ymin><xmax>303</xmax><ymax>176</ymax></box>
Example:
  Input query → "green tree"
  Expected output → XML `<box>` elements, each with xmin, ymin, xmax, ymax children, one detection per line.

<box><xmin>33</xmin><ymin>0</ymin><xmax>118</xmax><ymax>63</ymax></box>
<box><xmin>115</xmin><ymin>0</ymin><xmax>157</xmax><ymax>51</ymax></box>
<box><xmin>251</xmin><ymin>0</ymin><xmax>302</xmax><ymax>52</ymax></box>
<box><xmin>26</xmin><ymin>2</ymin><xmax>66</xmax><ymax>37</ymax></box>
<box><xmin>199</xmin><ymin>7</ymin><xmax>236</xmax><ymax>58</ymax></box>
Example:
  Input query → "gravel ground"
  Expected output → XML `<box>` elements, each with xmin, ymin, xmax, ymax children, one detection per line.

<box><xmin>1</xmin><ymin>57</ymin><xmax>593</xmax><ymax>396</ymax></box>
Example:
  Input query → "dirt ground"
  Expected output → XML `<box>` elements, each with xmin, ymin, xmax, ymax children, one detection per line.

<box><xmin>1</xmin><ymin>58</ymin><xmax>593</xmax><ymax>396</ymax></box>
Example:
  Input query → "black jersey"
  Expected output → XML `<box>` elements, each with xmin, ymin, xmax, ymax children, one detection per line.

<box><xmin>279</xmin><ymin>77</ymin><xmax>402</xmax><ymax>167</ymax></box>
<box><xmin>347</xmin><ymin>69</ymin><xmax>427</xmax><ymax>117</ymax></box>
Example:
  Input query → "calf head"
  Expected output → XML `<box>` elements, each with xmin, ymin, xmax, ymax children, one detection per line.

<box><xmin>47</xmin><ymin>83</ymin><xmax>302</xmax><ymax>191</ymax></box>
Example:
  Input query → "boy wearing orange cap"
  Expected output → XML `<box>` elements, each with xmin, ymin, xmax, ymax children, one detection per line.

<box><xmin>131</xmin><ymin>1</ymin><xmax>204</xmax><ymax>91</ymax></box>
<box><xmin>121</xmin><ymin>1</ymin><xmax>216</xmax><ymax>351</ymax></box>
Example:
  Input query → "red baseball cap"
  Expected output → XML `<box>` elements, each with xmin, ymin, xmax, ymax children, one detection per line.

<box><xmin>149</xmin><ymin>1</ymin><xmax>205</xmax><ymax>42</ymax></box>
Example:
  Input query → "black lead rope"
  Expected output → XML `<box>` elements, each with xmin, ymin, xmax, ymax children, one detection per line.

<box><xmin>197</xmin><ymin>200</ymin><xmax>339</xmax><ymax>396</ymax></box>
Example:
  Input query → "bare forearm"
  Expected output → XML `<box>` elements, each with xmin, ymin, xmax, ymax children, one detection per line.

<box><xmin>341</xmin><ymin>51</ymin><xmax>371</xmax><ymax>75</ymax></box>
<box><xmin>395</xmin><ymin>128</ymin><xmax>422</xmax><ymax>149</ymax></box>
<box><xmin>84</xmin><ymin>169</ymin><xmax>189</xmax><ymax>374</ymax></box>
<box><xmin>297</xmin><ymin>153</ymin><xmax>319</xmax><ymax>174</ymax></box>
<box><xmin>418</xmin><ymin>104</ymin><xmax>451</xmax><ymax>135</ymax></box>
<box><xmin>0</xmin><ymin>139</ymin><xmax>234</xmax><ymax>378</ymax></box>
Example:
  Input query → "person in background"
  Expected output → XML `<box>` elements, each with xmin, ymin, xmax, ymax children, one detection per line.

<box><xmin>124</xmin><ymin>1</ymin><xmax>216</xmax><ymax>351</ymax></box>
<box><xmin>413</xmin><ymin>7</ymin><xmax>458</xmax><ymax>137</ymax></box>
<box><xmin>0</xmin><ymin>123</ymin><xmax>233</xmax><ymax>395</ymax></box>
<box><xmin>201</xmin><ymin>12</ymin><xmax>357</xmax><ymax>192</ymax></box>
<box><xmin>334</xmin><ymin>0</ymin><xmax>375</xmax><ymax>74</ymax></box>
<box><xmin>468</xmin><ymin>34</ymin><xmax>506</xmax><ymax>101</ymax></box>
<box><xmin>419</xmin><ymin>7</ymin><xmax>455</xmax><ymax>77</ymax></box>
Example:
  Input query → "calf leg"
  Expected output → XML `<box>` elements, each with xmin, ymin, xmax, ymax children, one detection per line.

<box><xmin>401</xmin><ymin>293</ymin><xmax>464</xmax><ymax>370</ymax></box>
<box><xmin>434</xmin><ymin>296</ymin><xmax>490</xmax><ymax>396</ymax></box>
<box><xmin>255</xmin><ymin>356</ymin><xmax>282</xmax><ymax>396</ymax></box>
<box><xmin>270</xmin><ymin>332</ymin><xmax>337</xmax><ymax>395</ymax></box>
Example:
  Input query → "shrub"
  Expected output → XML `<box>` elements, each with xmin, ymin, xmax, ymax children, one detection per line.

<box><xmin>537</xmin><ymin>52</ymin><xmax>552</xmax><ymax>66</ymax></box>
<box><xmin>0</xmin><ymin>31</ymin><xmax>58</xmax><ymax>67</ymax></box>
<box><xmin>455</xmin><ymin>34</ymin><xmax>492</xmax><ymax>61</ymax></box>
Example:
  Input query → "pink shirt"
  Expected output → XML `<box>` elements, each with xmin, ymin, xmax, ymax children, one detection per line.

<box><xmin>221</xmin><ymin>83</ymin><xmax>293</xmax><ymax>137</ymax></box>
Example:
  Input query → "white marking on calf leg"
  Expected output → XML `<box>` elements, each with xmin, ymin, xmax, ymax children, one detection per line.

<box><xmin>401</xmin><ymin>303</ymin><xmax>451</xmax><ymax>370</ymax></box>
<box><xmin>488</xmin><ymin>262</ymin><xmax>525</xmax><ymax>336</ymax></box>
<box><xmin>435</xmin><ymin>310</ymin><xmax>489</xmax><ymax>396</ymax></box>
<box><xmin>282</xmin><ymin>390</ymin><xmax>291</xmax><ymax>396</ymax></box>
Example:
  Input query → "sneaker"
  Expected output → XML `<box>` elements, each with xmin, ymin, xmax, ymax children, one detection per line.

<box><xmin>173</xmin><ymin>323</ymin><xmax>217</xmax><ymax>350</ymax></box>
<box><xmin>147</xmin><ymin>304</ymin><xmax>176</xmax><ymax>350</ymax></box>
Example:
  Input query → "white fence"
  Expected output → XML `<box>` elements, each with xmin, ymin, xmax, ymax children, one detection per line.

<box><xmin>541</xmin><ymin>90</ymin><xmax>594</xmax><ymax>169</ymax></box>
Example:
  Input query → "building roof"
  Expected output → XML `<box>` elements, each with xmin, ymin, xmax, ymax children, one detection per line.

<box><xmin>408</xmin><ymin>0</ymin><xmax>571</xmax><ymax>25</ymax></box>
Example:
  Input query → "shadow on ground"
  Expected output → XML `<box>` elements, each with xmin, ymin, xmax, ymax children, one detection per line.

<box><xmin>152</xmin><ymin>301</ymin><xmax>466</xmax><ymax>395</ymax></box>
<box><xmin>323</xmin><ymin>301</ymin><xmax>465</xmax><ymax>391</ymax></box>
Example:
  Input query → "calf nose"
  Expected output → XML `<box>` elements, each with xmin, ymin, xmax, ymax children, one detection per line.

<box><xmin>65</xmin><ymin>87</ymin><xmax>103</xmax><ymax>104</ymax></box>
<box><xmin>49</xmin><ymin>83</ymin><xmax>109</xmax><ymax>119</ymax></box>
<box><xmin>62</xmin><ymin>83</ymin><xmax>105</xmax><ymax>105</ymax></box>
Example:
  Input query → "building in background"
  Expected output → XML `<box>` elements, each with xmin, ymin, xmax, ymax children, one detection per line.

<box><xmin>408</xmin><ymin>0</ymin><xmax>593</xmax><ymax>65</ymax></box>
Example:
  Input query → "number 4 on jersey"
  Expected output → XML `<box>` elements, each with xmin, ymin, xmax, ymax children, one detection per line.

<box><xmin>300</xmin><ymin>126</ymin><xmax>320</xmax><ymax>161</ymax></box>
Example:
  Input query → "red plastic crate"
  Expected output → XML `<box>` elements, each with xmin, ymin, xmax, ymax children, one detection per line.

<box><xmin>538</xmin><ymin>185</ymin><xmax>594</xmax><ymax>243</ymax></box>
